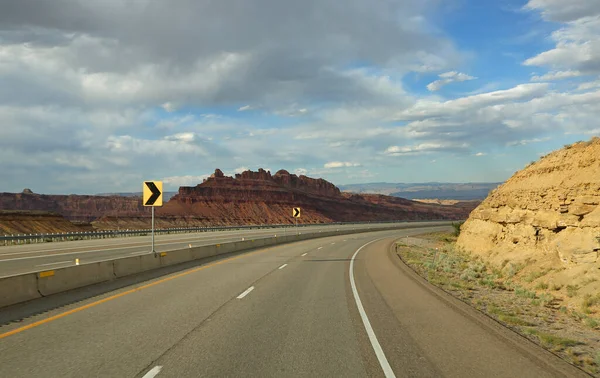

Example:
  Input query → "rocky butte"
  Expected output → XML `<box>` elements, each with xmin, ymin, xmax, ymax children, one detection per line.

<box><xmin>0</xmin><ymin>169</ymin><xmax>477</xmax><ymax>232</ymax></box>
<box><xmin>156</xmin><ymin>168</ymin><xmax>473</xmax><ymax>226</ymax></box>
<box><xmin>457</xmin><ymin>137</ymin><xmax>600</xmax><ymax>304</ymax></box>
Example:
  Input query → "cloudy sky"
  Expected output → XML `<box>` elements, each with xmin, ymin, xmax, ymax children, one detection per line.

<box><xmin>1</xmin><ymin>0</ymin><xmax>599</xmax><ymax>194</ymax></box>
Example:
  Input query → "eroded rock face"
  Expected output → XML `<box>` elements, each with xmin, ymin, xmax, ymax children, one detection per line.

<box><xmin>0</xmin><ymin>192</ymin><xmax>149</xmax><ymax>223</ymax></box>
<box><xmin>457</xmin><ymin>138</ymin><xmax>600</xmax><ymax>266</ymax></box>
<box><xmin>0</xmin><ymin>168</ymin><xmax>476</xmax><ymax>231</ymax></box>
<box><xmin>159</xmin><ymin>168</ymin><xmax>472</xmax><ymax>225</ymax></box>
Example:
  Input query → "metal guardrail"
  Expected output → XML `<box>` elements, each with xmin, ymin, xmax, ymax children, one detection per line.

<box><xmin>0</xmin><ymin>219</ymin><xmax>459</xmax><ymax>246</ymax></box>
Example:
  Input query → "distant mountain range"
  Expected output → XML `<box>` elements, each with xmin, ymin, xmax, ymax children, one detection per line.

<box><xmin>337</xmin><ymin>182</ymin><xmax>503</xmax><ymax>200</ymax></box>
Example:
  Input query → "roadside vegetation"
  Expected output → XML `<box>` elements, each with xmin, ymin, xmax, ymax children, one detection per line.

<box><xmin>396</xmin><ymin>231</ymin><xmax>600</xmax><ymax>376</ymax></box>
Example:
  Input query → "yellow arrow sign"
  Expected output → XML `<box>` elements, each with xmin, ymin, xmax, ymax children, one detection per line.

<box><xmin>143</xmin><ymin>181</ymin><xmax>163</xmax><ymax>207</ymax></box>
<box><xmin>293</xmin><ymin>207</ymin><xmax>301</xmax><ymax>218</ymax></box>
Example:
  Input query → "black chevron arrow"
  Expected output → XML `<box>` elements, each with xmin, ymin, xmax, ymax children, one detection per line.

<box><xmin>293</xmin><ymin>208</ymin><xmax>300</xmax><ymax>217</ymax></box>
<box><xmin>145</xmin><ymin>181</ymin><xmax>161</xmax><ymax>206</ymax></box>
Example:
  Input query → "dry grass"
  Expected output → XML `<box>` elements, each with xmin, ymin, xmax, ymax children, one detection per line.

<box><xmin>523</xmin><ymin>328</ymin><xmax>581</xmax><ymax>352</ymax></box>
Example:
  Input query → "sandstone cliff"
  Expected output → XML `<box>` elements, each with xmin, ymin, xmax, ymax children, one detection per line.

<box><xmin>456</xmin><ymin>138</ymin><xmax>600</xmax><ymax>303</ymax></box>
<box><xmin>0</xmin><ymin>170</ymin><xmax>474</xmax><ymax>232</ymax></box>
<box><xmin>156</xmin><ymin>169</ymin><xmax>472</xmax><ymax>226</ymax></box>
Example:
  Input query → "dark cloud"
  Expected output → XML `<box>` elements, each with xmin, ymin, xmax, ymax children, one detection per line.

<box><xmin>0</xmin><ymin>0</ymin><xmax>458</xmax><ymax>109</ymax></box>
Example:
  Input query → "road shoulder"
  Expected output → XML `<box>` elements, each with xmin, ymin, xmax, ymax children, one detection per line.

<box><xmin>352</xmin><ymin>237</ymin><xmax>589</xmax><ymax>378</ymax></box>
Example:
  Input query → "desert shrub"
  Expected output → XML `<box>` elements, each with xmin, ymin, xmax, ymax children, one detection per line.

<box><xmin>515</xmin><ymin>286</ymin><xmax>536</xmax><ymax>299</ymax></box>
<box><xmin>566</xmin><ymin>285</ymin><xmax>579</xmax><ymax>298</ymax></box>
<box><xmin>535</xmin><ymin>281</ymin><xmax>549</xmax><ymax>290</ymax></box>
<box><xmin>452</xmin><ymin>221</ymin><xmax>464</xmax><ymax>236</ymax></box>
<box><xmin>584</xmin><ymin>317</ymin><xmax>599</xmax><ymax>329</ymax></box>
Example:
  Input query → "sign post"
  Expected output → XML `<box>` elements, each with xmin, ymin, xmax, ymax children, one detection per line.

<box><xmin>293</xmin><ymin>207</ymin><xmax>301</xmax><ymax>235</ymax></box>
<box><xmin>143</xmin><ymin>181</ymin><xmax>163</xmax><ymax>255</ymax></box>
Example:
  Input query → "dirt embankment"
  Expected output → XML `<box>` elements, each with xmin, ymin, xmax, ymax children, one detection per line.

<box><xmin>0</xmin><ymin>190</ymin><xmax>148</xmax><ymax>223</ymax></box>
<box><xmin>0</xmin><ymin>211</ymin><xmax>93</xmax><ymax>235</ymax></box>
<box><xmin>398</xmin><ymin>231</ymin><xmax>600</xmax><ymax>376</ymax></box>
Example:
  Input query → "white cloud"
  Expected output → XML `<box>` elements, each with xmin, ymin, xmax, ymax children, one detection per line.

<box><xmin>474</xmin><ymin>152</ymin><xmax>486</xmax><ymax>156</ymax></box>
<box><xmin>506</xmin><ymin>137</ymin><xmax>551</xmax><ymax>146</ymax></box>
<box><xmin>531</xmin><ymin>70</ymin><xmax>583</xmax><ymax>81</ymax></box>
<box><xmin>426</xmin><ymin>71</ymin><xmax>477</xmax><ymax>91</ymax></box>
<box><xmin>234</xmin><ymin>166</ymin><xmax>249</xmax><ymax>174</ymax></box>
<box><xmin>578</xmin><ymin>79</ymin><xmax>600</xmax><ymax>90</ymax></box>
<box><xmin>273</xmin><ymin>105</ymin><xmax>310</xmax><ymax>117</ymax></box>
<box><xmin>163</xmin><ymin>175</ymin><xmax>210</xmax><ymax>187</ymax></box>
<box><xmin>238</xmin><ymin>105</ymin><xmax>253</xmax><ymax>111</ymax></box>
<box><xmin>161</xmin><ymin>102</ymin><xmax>177</xmax><ymax>112</ymax></box>
<box><xmin>323</xmin><ymin>161</ymin><xmax>361</xmax><ymax>169</ymax></box>
<box><xmin>164</xmin><ymin>132</ymin><xmax>196</xmax><ymax>143</ymax></box>
<box><xmin>294</xmin><ymin>168</ymin><xmax>308</xmax><ymax>176</ymax></box>
<box><xmin>523</xmin><ymin>9</ymin><xmax>600</xmax><ymax>75</ymax></box>
<box><xmin>524</xmin><ymin>0</ymin><xmax>600</xmax><ymax>22</ymax></box>
<box><xmin>384</xmin><ymin>142</ymin><xmax>469</xmax><ymax>156</ymax></box>
<box><xmin>395</xmin><ymin>83</ymin><xmax>550</xmax><ymax>120</ymax></box>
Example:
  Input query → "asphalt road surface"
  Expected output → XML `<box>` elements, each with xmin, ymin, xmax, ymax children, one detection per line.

<box><xmin>0</xmin><ymin>226</ymin><xmax>588</xmax><ymax>378</ymax></box>
<box><xmin>0</xmin><ymin>222</ymin><xmax>439</xmax><ymax>277</ymax></box>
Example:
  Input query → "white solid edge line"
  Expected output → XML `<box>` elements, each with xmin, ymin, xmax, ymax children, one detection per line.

<box><xmin>350</xmin><ymin>238</ymin><xmax>396</xmax><ymax>378</ymax></box>
<box><xmin>278</xmin><ymin>264</ymin><xmax>288</xmax><ymax>270</ymax></box>
<box><xmin>237</xmin><ymin>286</ymin><xmax>255</xmax><ymax>299</ymax></box>
<box><xmin>142</xmin><ymin>365</ymin><xmax>163</xmax><ymax>378</ymax></box>
<box><xmin>301</xmin><ymin>253</ymin><xmax>308</xmax><ymax>256</ymax></box>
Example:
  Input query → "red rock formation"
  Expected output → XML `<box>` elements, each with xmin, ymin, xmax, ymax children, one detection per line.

<box><xmin>0</xmin><ymin>190</ymin><xmax>149</xmax><ymax>223</ymax></box>
<box><xmin>0</xmin><ymin>170</ymin><xmax>475</xmax><ymax>232</ymax></box>
<box><xmin>156</xmin><ymin>169</ymin><xmax>471</xmax><ymax>225</ymax></box>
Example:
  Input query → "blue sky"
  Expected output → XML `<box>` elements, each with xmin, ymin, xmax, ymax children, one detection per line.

<box><xmin>1</xmin><ymin>0</ymin><xmax>599</xmax><ymax>194</ymax></box>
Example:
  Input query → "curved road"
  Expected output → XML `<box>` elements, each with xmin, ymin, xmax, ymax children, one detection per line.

<box><xmin>0</xmin><ymin>227</ymin><xmax>587</xmax><ymax>377</ymax></box>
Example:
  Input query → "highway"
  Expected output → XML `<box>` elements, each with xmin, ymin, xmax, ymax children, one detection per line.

<box><xmin>0</xmin><ymin>226</ymin><xmax>586</xmax><ymax>378</ymax></box>
<box><xmin>0</xmin><ymin>223</ymin><xmax>434</xmax><ymax>278</ymax></box>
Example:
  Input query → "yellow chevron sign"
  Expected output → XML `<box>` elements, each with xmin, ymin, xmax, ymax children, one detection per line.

<box><xmin>143</xmin><ymin>181</ymin><xmax>163</xmax><ymax>207</ymax></box>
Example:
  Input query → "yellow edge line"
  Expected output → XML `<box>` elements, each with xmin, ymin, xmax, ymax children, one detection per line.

<box><xmin>0</xmin><ymin>247</ymin><xmax>269</xmax><ymax>340</ymax></box>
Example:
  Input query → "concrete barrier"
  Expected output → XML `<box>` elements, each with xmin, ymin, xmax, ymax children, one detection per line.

<box><xmin>262</xmin><ymin>237</ymin><xmax>277</xmax><ymax>247</ymax></box>
<box><xmin>37</xmin><ymin>261</ymin><xmax>114</xmax><ymax>296</ymax></box>
<box><xmin>0</xmin><ymin>273</ymin><xmax>41</xmax><ymax>308</ymax></box>
<box><xmin>251</xmin><ymin>238</ymin><xmax>266</xmax><ymax>248</ymax></box>
<box><xmin>216</xmin><ymin>242</ymin><xmax>236</xmax><ymax>255</ymax></box>
<box><xmin>190</xmin><ymin>244</ymin><xmax>218</xmax><ymax>260</ymax></box>
<box><xmin>113</xmin><ymin>254</ymin><xmax>161</xmax><ymax>278</ymax></box>
<box><xmin>160</xmin><ymin>249</ymin><xmax>194</xmax><ymax>267</ymax></box>
<box><xmin>237</xmin><ymin>239</ymin><xmax>259</xmax><ymax>251</ymax></box>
